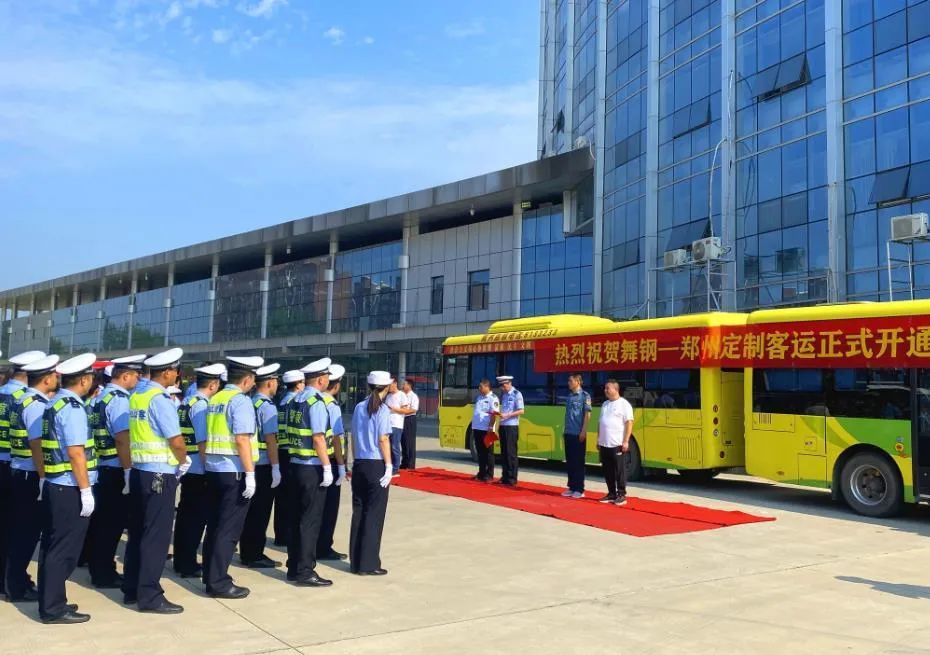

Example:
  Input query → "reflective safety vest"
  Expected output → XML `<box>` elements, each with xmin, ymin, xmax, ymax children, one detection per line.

<box><xmin>0</xmin><ymin>386</ymin><xmax>27</xmax><ymax>456</ymax></box>
<box><xmin>276</xmin><ymin>395</ymin><xmax>291</xmax><ymax>451</ymax></box>
<box><xmin>205</xmin><ymin>388</ymin><xmax>259</xmax><ymax>462</ymax></box>
<box><xmin>178</xmin><ymin>395</ymin><xmax>205</xmax><ymax>454</ymax></box>
<box><xmin>92</xmin><ymin>388</ymin><xmax>128</xmax><ymax>458</ymax></box>
<box><xmin>129</xmin><ymin>388</ymin><xmax>179</xmax><ymax>466</ymax></box>
<box><xmin>289</xmin><ymin>392</ymin><xmax>334</xmax><ymax>461</ymax></box>
<box><xmin>9</xmin><ymin>393</ymin><xmax>48</xmax><ymax>461</ymax></box>
<box><xmin>42</xmin><ymin>396</ymin><xmax>97</xmax><ymax>477</ymax></box>
<box><xmin>253</xmin><ymin>396</ymin><xmax>274</xmax><ymax>452</ymax></box>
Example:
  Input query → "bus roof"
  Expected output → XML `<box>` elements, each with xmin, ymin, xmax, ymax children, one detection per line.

<box><xmin>747</xmin><ymin>299</ymin><xmax>930</xmax><ymax>325</ymax></box>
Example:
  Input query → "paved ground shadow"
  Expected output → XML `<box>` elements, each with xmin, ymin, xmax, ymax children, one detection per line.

<box><xmin>837</xmin><ymin>576</ymin><xmax>930</xmax><ymax>599</ymax></box>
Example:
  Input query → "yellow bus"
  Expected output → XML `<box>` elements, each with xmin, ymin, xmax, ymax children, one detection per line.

<box><xmin>439</xmin><ymin>312</ymin><xmax>748</xmax><ymax>480</ymax></box>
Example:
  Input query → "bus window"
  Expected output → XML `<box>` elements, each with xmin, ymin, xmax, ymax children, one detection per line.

<box><xmin>441</xmin><ymin>356</ymin><xmax>471</xmax><ymax>407</ymax></box>
<box><xmin>469</xmin><ymin>354</ymin><xmax>498</xmax><ymax>390</ymax></box>
<box><xmin>643</xmin><ymin>369</ymin><xmax>700</xmax><ymax>409</ymax></box>
<box><xmin>505</xmin><ymin>351</ymin><xmax>551</xmax><ymax>405</ymax></box>
<box><xmin>753</xmin><ymin>368</ymin><xmax>826</xmax><ymax>415</ymax></box>
<box><xmin>830</xmin><ymin>368</ymin><xmax>911</xmax><ymax>420</ymax></box>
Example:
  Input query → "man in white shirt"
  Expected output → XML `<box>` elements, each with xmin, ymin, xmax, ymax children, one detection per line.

<box><xmin>400</xmin><ymin>380</ymin><xmax>420</xmax><ymax>470</ymax></box>
<box><xmin>385</xmin><ymin>380</ymin><xmax>411</xmax><ymax>476</ymax></box>
<box><xmin>597</xmin><ymin>379</ymin><xmax>634</xmax><ymax>506</ymax></box>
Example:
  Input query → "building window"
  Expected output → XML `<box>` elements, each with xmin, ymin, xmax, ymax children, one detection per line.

<box><xmin>467</xmin><ymin>270</ymin><xmax>489</xmax><ymax>311</ymax></box>
<box><xmin>430</xmin><ymin>276</ymin><xmax>444</xmax><ymax>315</ymax></box>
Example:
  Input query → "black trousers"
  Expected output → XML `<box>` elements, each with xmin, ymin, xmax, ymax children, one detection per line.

<box><xmin>401</xmin><ymin>415</ymin><xmax>417</xmax><ymax>469</ymax></box>
<box><xmin>564</xmin><ymin>433</ymin><xmax>587</xmax><ymax>493</ymax></box>
<box><xmin>37</xmin><ymin>484</ymin><xmax>89</xmax><ymax>620</ymax></box>
<box><xmin>0</xmin><ymin>461</ymin><xmax>11</xmax><ymax>595</ymax></box>
<box><xmin>173</xmin><ymin>473</ymin><xmax>208</xmax><ymax>574</ymax></box>
<box><xmin>239</xmin><ymin>465</ymin><xmax>274</xmax><ymax>563</ymax></box>
<box><xmin>599</xmin><ymin>446</ymin><xmax>627</xmax><ymax>497</ymax></box>
<box><xmin>287</xmin><ymin>464</ymin><xmax>326</xmax><ymax>580</ymax></box>
<box><xmin>350</xmin><ymin>459</ymin><xmax>389</xmax><ymax>573</ymax></box>
<box><xmin>316</xmin><ymin>481</ymin><xmax>341</xmax><ymax>556</ymax></box>
<box><xmin>473</xmin><ymin>429</ymin><xmax>494</xmax><ymax>480</ymax></box>
<box><xmin>121</xmin><ymin>469</ymin><xmax>178</xmax><ymax>610</ymax></box>
<box><xmin>203</xmin><ymin>471</ymin><xmax>251</xmax><ymax>593</ymax></box>
<box><xmin>6</xmin><ymin>468</ymin><xmax>41</xmax><ymax>599</ymax></box>
<box><xmin>499</xmin><ymin>425</ymin><xmax>519</xmax><ymax>484</ymax></box>
<box><xmin>273</xmin><ymin>449</ymin><xmax>291</xmax><ymax>545</ymax></box>
<box><xmin>86</xmin><ymin>466</ymin><xmax>129</xmax><ymax>585</ymax></box>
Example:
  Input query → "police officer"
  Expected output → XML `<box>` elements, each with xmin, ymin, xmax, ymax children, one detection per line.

<box><xmin>286</xmin><ymin>358</ymin><xmax>334</xmax><ymax>587</ymax></box>
<box><xmin>471</xmin><ymin>378</ymin><xmax>500</xmax><ymax>482</ymax></box>
<box><xmin>562</xmin><ymin>373</ymin><xmax>592</xmax><ymax>498</ymax></box>
<box><xmin>122</xmin><ymin>348</ymin><xmax>191</xmax><ymax>614</ymax></box>
<box><xmin>274</xmin><ymin>370</ymin><xmax>304</xmax><ymax>546</ymax></box>
<box><xmin>173</xmin><ymin>363</ymin><xmax>225</xmax><ymax>578</ymax></box>
<box><xmin>349</xmin><ymin>371</ymin><xmax>394</xmax><ymax>575</ymax></box>
<box><xmin>238</xmin><ymin>363</ymin><xmax>282</xmax><ymax>568</ymax></box>
<box><xmin>6</xmin><ymin>354</ymin><xmax>60</xmax><ymax>602</ymax></box>
<box><xmin>85</xmin><ymin>354</ymin><xmax>145</xmax><ymax>588</ymax></box>
<box><xmin>317</xmin><ymin>363</ymin><xmax>347</xmax><ymax>561</ymax></box>
<box><xmin>202</xmin><ymin>355</ymin><xmax>263</xmax><ymax>599</ymax></box>
<box><xmin>37</xmin><ymin>353</ymin><xmax>99</xmax><ymax>624</ymax></box>
<box><xmin>0</xmin><ymin>350</ymin><xmax>46</xmax><ymax>598</ymax></box>
<box><xmin>497</xmin><ymin>375</ymin><xmax>524</xmax><ymax>486</ymax></box>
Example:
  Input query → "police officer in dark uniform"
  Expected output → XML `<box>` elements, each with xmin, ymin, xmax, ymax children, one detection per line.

<box><xmin>274</xmin><ymin>370</ymin><xmax>304</xmax><ymax>546</ymax></box>
<box><xmin>37</xmin><ymin>353</ymin><xmax>99</xmax><ymax>624</ymax></box>
<box><xmin>317</xmin><ymin>363</ymin><xmax>347</xmax><ymax>561</ymax></box>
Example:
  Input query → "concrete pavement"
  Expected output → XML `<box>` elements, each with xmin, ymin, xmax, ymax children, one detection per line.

<box><xmin>3</xmin><ymin>436</ymin><xmax>930</xmax><ymax>654</ymax></box>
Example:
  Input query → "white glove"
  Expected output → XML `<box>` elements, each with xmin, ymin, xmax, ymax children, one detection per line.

<box><xmin>80</xmin><ymin>487</ymin><xmax>95</xmax><ymax>517</ymax></box>
<box><xmin>379</xmin><ymin>464</ymin><xmax>393</xmax><ymax>488</ymax></box>
<box><xmin>335</xmin><ymin>464</ymin><xmax>346</xmax><ymax>486</ymax></box>
<box><xmin>122</xmin><ymin>469</ymin><xmax>131</xmax><ymax>495</ymax></box>
<box><xmin>271</xmin><ymin>464</ymin><xmax>282</xmax><ymax>489</ymax></box>
<box><xmin>321</xmin><ymin>465</ymin><xmax>334</xmax><ymax>487</ymax></box>
<box><xmin>242</xmin><ymin>471</ymin><xmax>256</xmax><ymax>499</ymax></box>
<box><xmin>177</xmin><ymin>456</ymin><xmax>192</xmax><ymax>478</ymax></box>
<box><xmin>37</xmin><ymin>478</ymin><xmax>46</xmax><ymax>501</ymax></box>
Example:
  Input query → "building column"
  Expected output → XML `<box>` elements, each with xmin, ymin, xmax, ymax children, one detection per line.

<box><xmin>127</xmin><ymin>272</ymin><xmax>138</xmax><ymax>350</ymax></box>
<box><xmin>207</xmin><ymin>254</ymin><xmax>220</xmax><ymax>344</ymax></box>
<box><xmin>260</xmin><ymin>247</ymin><xmax>272</xmax><ymax>339</ymax></box>
<box><xmin>7</xmin><ymin>299</ymin><xmax>16</xmax><ymax>356</ymax></box>
<box><xmin>825</xmin><ymin>1</ymin><xmax>846</xmax><ymax>302</ymax></box>
<box><xmin>512</xmin><ymin>200</ymin><xmax>524</xmax><ymax>318</ymax></box>
<box><xmin>69</xmin><ymin>285</ymin><xmax>79</xmax><ymax>354</ymax></box>
<box><xmin>397</xmin><ymin>351</ymin><xmax>407</xmax><ymax>381</ymax></box>
<box><xmin>720</xmin><ymin>0</ymin><xmax>738</xmax><ymax>311</ymax></box>
<box><xmin>592</xmin><ymin>0</ymin><xmax>608</xmax><ymax>315</ymax></box>
<box><xmin>399</xmin><ymin>225</ymin><xmax>413</xmax><ymax>327</ymax></box>
<box><xmin>325</xmin><ymin>233</ymin><xmax>338</xmax><ymax>335</ymax></box>
<box><xmin>644</xmin><ymin>0</ymin><xmax>661</xmax><ymax>319</ymax></box>
<box><xmin>96</xmin><ymin>279</ymin><xmax>106</xmax><ymax>351</ymax></box>
<box><xmin>163</xmin><ymin>265</ymin><xmax>174</xmax><ymax>347</ymax></box>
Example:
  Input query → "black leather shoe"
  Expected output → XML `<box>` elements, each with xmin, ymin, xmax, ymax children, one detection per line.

<box><xmin>242</xmin><ymin>555</ymin><xmax>279</xmax><ymax>569</ymax></box>
<box><xmin>175</xmin><ymin>566</ymin><xmax>203</xmax><ymax>579</ymax></box>
<box><xmin>42</xmin><ymin>611</ymin><xmax>90</xmax><ymax>624</ymax></box>
<box><xmin>7</xmin><ymin>587</ymin><xmax>39</xmax><ymax>602</ymax></box>
<box><xmin>209</xmin><ymin>585</ymin><xmax>250</xmax><ymax>599</ymax></box>
<box><xmin>295</xmin><ymin>572</ymin><xmax>332</xmax><ymax>587</ymax></box>
<box><xmin>93</xmin><ymin>579</ymin><xmax>122</xmax><ymax>590</ymax></box>
<box><xmin>357</xmin><ymin>568</ymin><xmax>388</xmax><ymax>576</ymax></box>
<box><xmin>140</xmin><ymin>599</ymin><xmax>184</xmax><ymax>614</ymax></box>
<box><xmin>66</xmin><ymin>603</ymin><xmax>78</xmax><ymax>612</ymax></box>
<box><xmin>318</xmin><ymin>549</ymin><xmax>347</xmax><ymax>561</ymax></box>
<box><xmin>123</xmin><ymin>594</ymin><xmax>137</xmax><ymax>605</ymax></box>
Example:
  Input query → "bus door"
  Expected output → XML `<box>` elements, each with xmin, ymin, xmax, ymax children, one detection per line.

<box><xmin>913</xmin><ymin>371</ymin><xmax>930</xmax><ymax>497</ymax></box>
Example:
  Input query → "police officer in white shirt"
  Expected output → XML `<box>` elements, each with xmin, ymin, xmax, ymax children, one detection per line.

<box><xmin>471</xmin><ymin>379</ymin><xmax>500</xmax><ymax>482</ymax></box>
<box><xmin>400</xmin><ymin>379</ymin><xmax>419</xmax><ymax>470</ymax></box>
<box><xmin>598</xmin><ymin>379</ymin><xmax>635</xmax><ymax>506</ymax></box>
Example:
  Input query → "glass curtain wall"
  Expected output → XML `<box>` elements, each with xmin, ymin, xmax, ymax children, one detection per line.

<box><xmin>101</xmin><ymin>296</ymin><xmax>131</xmax><ymax>351</ymax></box>
<box><xmin>554</xmin><ymin>0</ymin><xmax>571</xmax><ymax>154</ymax></box>
<box><xmin>213</xmin><ymin>269</ymin><xmax>263</xmax><ymax>342</ymax></box>
<box><xmin>50</xmin><ymin>308</ymin><xmax>72</xmax><ymax>354</ymax></box>
<box><xmin>333</xmin><ymin>242</ymin><xmax>401</xmax><ymax>332</ymax></box>
<box><xmin>132</xmin><ymin>288</ymin><xmax>167</xmax><ymax>349</ymax></box>
<box><xmin>72</xmin><ymin>302</ymin><xmax>101</xmax><ymax>353</ymax></box>
<box><xmin>574</xmin><ymin>0</ymin><xmax>599</xmax><ymax>144</ymax></box>
<box><xmin>268</xmin><ymin>257</ymin><xmax>329</xmax><ymax>338</ymax></box>
<box><xmin>169</xmin><ymin>280</ymin><xmax>211</xmax><ymax>345</ymax></box>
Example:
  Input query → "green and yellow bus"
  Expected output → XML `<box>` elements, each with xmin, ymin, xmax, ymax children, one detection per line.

<box><xmin>440</xmin><ymin>300</ymin><xmax>930</xmax><ymax>517</ymax></box>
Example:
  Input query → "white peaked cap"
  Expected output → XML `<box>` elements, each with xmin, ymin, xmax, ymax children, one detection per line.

<box><xmin>367</xmin><ymin>370</ymin><xmax>393</xmax><ymax>386</ymax></box>
<box><xmin>282</xmin><ymin>370</ymin><xmax>304</xmax><ymax>384</ymax></box>
<box><xmin>145</xmin><ymin>348</ymin><xmax>184</xmax><ymax>369</ymax></box>
<box><xmin>194</xmin><ymin>363</ymin><xmax>227</xmax><ymax>378</ymax></box>
<box><xmin>9</xmin><ymin>351</ymin><xmax>47</xmax><ymax>368</ymax></box>
<box><xmin>328</xmin><ymin>364</ymin><xmax>346</xmax><ymax>382</ymax></box>
<box><xmin>57</xmin><ymin>353</ymin><xmax>97</xmax><ymax>376</ymax></box>
<box><xmin>301</xmin><ymin>358</ymin><xmax>332</xmax><ymax>376</ymax></box>
<box><xmin>255</xmin><ymin>363</ymin><xmax>281</xmax><ymax>380</ymax></box>
<box><xmin>22</xmin><ymin>354</ymin><xmax>61</xmax><ymax>374</ymax></box>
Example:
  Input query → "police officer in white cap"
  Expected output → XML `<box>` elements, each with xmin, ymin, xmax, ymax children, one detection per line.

<box><xmin>37</xmin><ymin>354</ymin><xmax>99</xmax><ymax>624</ymax></box>
<box><xmin>173</xmin><ymin>363</ymin><xmax>225</xmax><ymax>578</ymax></box>
<box><xmin>122</xmin><ymin>348</ymin><xmax>190</xmax><ymax>614</ymax></box>
<box><xmin>274</xmin><ymin>370</ymin><xmax>304</xmax><ymax>546</ymax></box>
<box><xmin>317</xmin><ymin>363</ymin><xmax>348</xmax><ymax>561</ymax></box>
<box><xmin>0</xmin><ymin>350</ymin><xmax>46</xmax><ymax>599</ymax></box>
<box><xmin>286</xmin><ymin>357</ymin><xmax>334</xmax><ymax>587</ymax></box>
<box><xmin>6</xmin><ymin>353</ymin><xmax>60</xmax><ymax>602</ymax></box>
<box><xmin>84</xmin><ymin>354</ymin><xmax>145</xmax><ymax>589</ymax></box>
<box><xmin>202</xmin><ymin>355</ymin><xmax>263</xmax><ymax>599</ymax></box>
<box><xmin>238</xmin><ymin>363</ymin><xmax>282</xmax><ymax>568</ymax></box>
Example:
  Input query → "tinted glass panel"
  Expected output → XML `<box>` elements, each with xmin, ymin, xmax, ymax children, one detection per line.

<box><xmin>870</xmin><ymin>166</ymin><xmax>910</xmax><ymax>203</ymax></box>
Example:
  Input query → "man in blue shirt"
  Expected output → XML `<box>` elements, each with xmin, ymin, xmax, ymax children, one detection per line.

<box><xmin>471</xmin><ymin>379</ymin><xmax>500</xmax><ymax>482</ymax></box>
<box><xmin>122</xmin><ymin>348</ymin><xmax>191</xmax><ymax>614</ymax></box>
<box><xmin>317</xmin><ymin>363</ymin><xmax>347</xmax><ymax>561</ymax></box>
<box><xmin>173</xmin><ymin>363</ymin><xmax>225</xmax><ymax>578</ymax></box>
<box><xmin>0</xmin><ymin>350</ymin><xmax>46</xmax><ymax>599</ymax></box>
<box><xmin>37</xmin><ymin>353</ymin><xmax>99</xmax><ymax>624</ymax></box>
<box><xmin>203</xmin><ymin>355</ymin><xmax>263</xmax><ymax>599</ymax></box>
<box><xmin>85</xmin><ymin>354</ymin><xmax>145</xmax><ymax>589</ymax></box>
<box><xmin>497</xmin><ymin>375</ymin><xmax>524</xmax><ymax>486</ymax></box>
<box><xmin>274</xmin><ymin>370</ymin><xmax>304</xmax><ymax>546</ymax></box>
<box><xmin>6</xmin><ymin>353</ymin><xmax>59</xmax><ymax>602</ymax></box>
<box><xmin>239</xmin><ymin>363</ymin><xmax>282</xmax><ymax>569</ymax></box>
<box><xmin>562</xmin><ymin>374</ymin><xmax>592</xmax><ymax>499</ymax></box>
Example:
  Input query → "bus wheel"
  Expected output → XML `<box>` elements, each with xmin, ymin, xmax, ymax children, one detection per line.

<box><xmin>840</xmin><ymin>452</ymin><xmax>903</xmax><ymax>518</ymax></box>
<box><xmin>626</xmin><ymin>438</ymin><xmax>643</xmax><ymax>482</ymax></box>
<box><xmin>467</xmin><ymin>428</ymin><xmax>478</xmax><ymax>463</ymax></box>
<box><xmin>677</xmin><ymin>469</ymin><xmax>719</xmax><ymax>483</ymax></box>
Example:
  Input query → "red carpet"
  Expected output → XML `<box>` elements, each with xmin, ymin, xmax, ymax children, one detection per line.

<box><xmin>392</xmin><ymin>467</ymin><xmax>774</xmax><ymax>537</ymax></box>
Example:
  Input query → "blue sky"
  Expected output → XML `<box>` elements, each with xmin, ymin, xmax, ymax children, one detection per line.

<box><xmin>0</xmin><ymin>0</ymin><xmax>539</xmax><ymax>289</ymax></box>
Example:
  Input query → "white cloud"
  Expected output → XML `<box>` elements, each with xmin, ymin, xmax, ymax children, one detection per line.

<box><xmin>211</xmin><ymin>28</ymin><xmax>232</xmax><ymax>43</ymax></box>
<box><xmin>445</xmin><ymin>20</ymin><xmax>485</xmax><ymax>39</ymax></box>
<box><xmin>362</xmin><ymin>36</ymin><xmax>375</xmax><ymax>45</ymax></box>
<box><xmin>323</xmin><ymin>26</ymin><xmax>345</xmax><ymax>45</ymax></box>
<box><xmin>165</xmin><ymin>1</ymin><xmax>183</xmax><ymax>22</ymax></box>
<box><xmin>239</xmin><ymin>0</ymin><xmax>286</xmax><ymax>18</ymax></box>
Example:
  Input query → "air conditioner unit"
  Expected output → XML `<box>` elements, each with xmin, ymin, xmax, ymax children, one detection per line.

<box><xmin>891</xmin><ymin>213</ymin><xmax>929</xmax><ymax>241</ymax></box>
<box><xmin>691</xmin><ymin>236</ymin><xmax>722</xmax><ymax>263</ymax></box>
<box><xmin>663</xmin><ymin>249</ymin><xmax>689</xmax><ymax>269</ymax></box>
